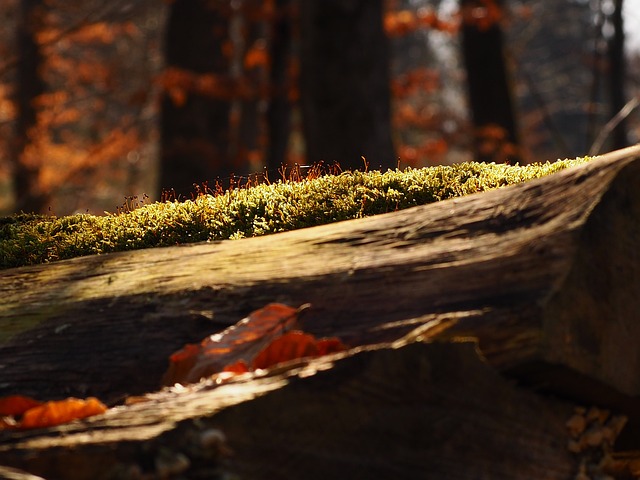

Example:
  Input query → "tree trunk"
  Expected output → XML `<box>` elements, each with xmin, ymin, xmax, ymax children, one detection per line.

<box><xmin>299</xmin><ymin>0</ymin><xmax>396</xmax><ymax>169</ymax></box>
<box><xmin>13</xmin><ymin>0</ymin><xmax>48</xmax><ymax>214</ymax></box>
<box><xmin>2</xmin><ymin>146</ymin><xmax>640</xmax><ymax>478</ymax></box>
<box><xmin>265</xmin><ymin>0</ymin><xmax>293</xmax><ymax>172</ymax></box>
<box><xmin>160</xmin><ymin>0</ymin><xmax>232</xmax><ymax>198</ymax></box>
<box><xmin>608</xmin><ymin>0</ymin><xmax>628</xmax><ymax>149</ymax></box>
<box><xmin>461</xmin><ymin>0</ymin><xmax>521</xmax><ymax>163</ymax></box>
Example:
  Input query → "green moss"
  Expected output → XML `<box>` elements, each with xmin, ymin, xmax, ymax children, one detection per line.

<box><xmin>0</xmin><ymin>157</ymin><xmax>589</xmax><ymax>269</ymax></box>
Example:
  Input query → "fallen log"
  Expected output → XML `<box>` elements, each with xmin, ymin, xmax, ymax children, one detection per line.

<box><xmin>1</xmin><ymin>145</ymin><xmax>640</xmax><ymax>478</ymax></box>
<box><xmin>0</xmin><ymin>339</ymin><xmax>584</xmax><ymax>480</ymax></box>
<box><xmin>2</xmin><ymin>146</ymin><xmax>640</xmax><ymax>401</ymax></box>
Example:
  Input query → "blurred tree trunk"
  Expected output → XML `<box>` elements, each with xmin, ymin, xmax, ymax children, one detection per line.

<box><xmin>233</xmin><ymin>2</ymin><xmax>264</xmax><ymax>175</ymax></box>
<box><xmin>608</xmin><ymin>0</ymin><xmax>628</xmax><ymax>149</ymax></box>
<box><xmin>13</xmin><ymin>0</ymin><xmax>48</xmax><ymax>213</ymax></box>
<box><xmin>460</xmin><ymin>0</ymin><xmax>521</xmax><ymax>163</ymax></box>
<box><xmin>160</xmin><ymin>0</ymin><xmax>231</xmax><ymax>198</ymax></box>
<box><xmin>299</xmin><ymin>0</ymin><xmax>395</xmax><ymax>170</ymax></box>
<box><xmin>265</xmin><ymin>0</ymin><xmax>293</xmax><ymax>172</ymax></box>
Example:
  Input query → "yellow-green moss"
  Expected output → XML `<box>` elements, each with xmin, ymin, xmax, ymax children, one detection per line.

<box><xmin>0</xmin><ymin>158</ymin><xmax>589</xmax><ymax>269</ymax></box>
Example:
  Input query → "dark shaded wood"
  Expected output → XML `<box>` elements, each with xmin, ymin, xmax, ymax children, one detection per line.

<box><xmin>0</xmin><ymin>341</ymin><xmax>580</xmax><ymax>480</ymax></box>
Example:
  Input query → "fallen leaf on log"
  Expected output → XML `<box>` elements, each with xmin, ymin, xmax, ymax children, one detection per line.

<box><xmin>251</xmin><ymin>331</ymin><xmax>347</xmax><ymax>370</ymax></box>
<box><xmin>163</xmin><ymin>303</ymin><xmax>309</xmax><ymax>385</ymax></box>
<box><xmin>0</xmin><ymin>397</ymin><xmax>107</xmax><ymax>430</ymax></box>
<box><xmin>0</xmin><ymin>395</ymin><xmax>42</xmax><ymax>416</ymax></box>
<box><xmin>163</xmin><ymin>303</ymin><xmax>347</xmax><ymax>384</ymax></box>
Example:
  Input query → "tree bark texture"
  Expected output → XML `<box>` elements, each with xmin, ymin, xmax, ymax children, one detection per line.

<box><xmin>299</xmin><ymin>0</ymin><xmax>396</xmax><ymax>169</ymax></box>
<box><xmin>160</xmin><ymin>0</ymin><xmax>232</xmax><ymax>197</ymax></box>
<box><xmin>608</xmin><ymin>0</ymin><xmax>628</xmax><ymax>150</ymax></box>
<box><xmin>13</xmin><ymin>0</ymin><xmax>48</xmax><ymax>214</ymax></box>
<box><xmin>265</xmin><ymin>0</ymin><xmax>293</xmax><ymax>172</ymax></box>
<box><xmin>461</xmin><ymin>0</ymin><xmax>521</xmax><ymax>163</ymax></box>
<box><xmin>2</xmin><ymin>146</ymin><xmax>640</xmax><ymax>477</ymax></box>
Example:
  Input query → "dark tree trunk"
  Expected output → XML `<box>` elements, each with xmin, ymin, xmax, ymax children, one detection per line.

<box><xmin>160</xmin><ymin>0</ymin><xmax>232</xmax><ymax>198</ymax></box>
<box><xmin>13</xmin><ymin>0</ymin><xmax>48</xmax><ymax>213</ymax></box>
<box><xmin>265</xmin><ymin>0</ymin><xmax>293</xmax><ymax>172</ymax></box>
<box><xmin>608</xmin><ymin>0</ymin><xmax>628</xmax><ymax>149</ymax></box>
<box><xmin>234</xmin><ymin>4</ymin><xmax>263</xmax><ymax>174</ymax></box>
<box><xmin>299</xmin><ymin>0</ymin><xmax>396</xmax><ymax>170</ymax></box>
<box><xmin>461</xmin><ymin>0</ymin><xmax>521</xmax><ymax>163</ymax></box>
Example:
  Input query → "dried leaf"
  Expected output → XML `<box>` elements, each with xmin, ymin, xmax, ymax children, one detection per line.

<box><xmin>252</xmin><ymin>332</ymin><xmax>348</xmax><ymax>370</ymax></box>
<box><xmin>20</xmin><ymin>397</ymin><xmax>107</xmax><ymax>429</ymax></box>
<box><xmin>252</xmin><ymin>331</ymin><xmax>319</xmax><ymax>369</ymax></box>
<box><xmin>163</xmin><ymin>303</ymin><xmax>306</xmax><ymax>385</ymax></box>
<box><xmin>222</xmin><ymin>360</ymin><xmax>251</xmax><ymax>374</ymax></box>
<box><xmin>0</xmin><ymin>395</ymin><xmax>42</xmax><ymax>416</ymax></box>
<box><xmin>317</xmin><ymin>338</ymin><xmax>349</xmax><ymax>356</ymax></box>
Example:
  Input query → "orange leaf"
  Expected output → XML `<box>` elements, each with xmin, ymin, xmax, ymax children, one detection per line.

<box><xmin>244</xmin><ymin>41</ymin><xmax>269</xmax><ymax>70</ymax></box>
<box><xmin>0</xmin><ymin>395</ymin><xmax>42</xmax><ymax>416</ymax></box>
<box><xmin>223</xmin><ymin>360</ymin><xmax>250</xmax><ymax>374</ymax></box>
<box><xmin>252</xmin><ymin>331</ymin><xmax>319</xmax><ymax>370</ymax></box>
<box><xmin>163</xmin><ymin>303</ymin><xmax>306</xmax><ymax>385</ymax></box>
<box><xmin>251</xmin><ymin>332</ymin><xmax>348</xmax><ymax>370</ymax></box>
<box><xmin>20</xmin><ymin>397</ymin><xmax>107</xmax><ymax>429</ymax></box>
<box><xmin>164</xmin><ymin>343</ymin><xmax>202</xmax><ymax>385</ymax></box>
<box><xmin>316</xmin><ymin>338</ymin><xmax>349</xmax><ymax>356</ymax></box>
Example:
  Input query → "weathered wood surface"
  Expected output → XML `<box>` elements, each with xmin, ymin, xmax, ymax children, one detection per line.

<box><xmin>2</xmin><ymin>145</ymin><xmax>640</xmax><ymax>478</ymax></box>
<box><xmin>2</xmin><ymin>146</ymin><xmax>640</xmax><ymax>404</ymax></box>
<box><xmin>0</xmin><ymin>340</ymin><xmax>582</xmax><ymax>480</ymax></box>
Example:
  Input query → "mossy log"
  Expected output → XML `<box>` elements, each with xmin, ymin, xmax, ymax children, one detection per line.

<box><xmin>1</xmin><ymin>145</ymin><xmax>640</xmax><ymax>478</ymax></box>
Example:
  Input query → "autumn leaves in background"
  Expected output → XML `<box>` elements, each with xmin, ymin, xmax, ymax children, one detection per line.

<box><xmin>0</xmin><ymin>303</ymin><xmax>346</xmax><ymax>430</ymax></box>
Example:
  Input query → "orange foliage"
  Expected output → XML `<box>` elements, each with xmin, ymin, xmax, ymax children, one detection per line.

<box><xmin>398</xmin><ymin>139</ymin><xmax>448</xmax><ymax>166</ymax></box>
<box><xmin>20</xmin><ymin>397</ymin><xmax>107</xmax><ymax>429</ymax></box>
<box><xmin>244</xmin><ymin>39</ymin><xmax>270</xmax><ymax>70</ymax></box>
<box><xmin>163</xmin><ymin>303</ymin><xmax>348</xmax><ymax>385</ymax></box>
<box><xmin>158</xmin><ymin>67</ymin><xmax>256</xmax><ymax>105</ymax></box>
<box><xmin>391</xmin><ymin>68</ymin><xmax>440</xmax><ymax>99</ymax></box>
<box><xmin>37</xmin><ymin>21</ymin><xmax>139</xmax><ymax>45</ymax></box>
<box><xmin>475</xmin><ymin>123</ymin><xmax>519</xmax><ymax>161</ymax></box>
<box><xmin>0</xmin><ymin>395</ymin><xmax>42</xmax><ymax>416</ymax></box>
<box><xmin>384</xmin><ymin>7</ymin><xmax>458</xmax><ymax>37</ymax></box>
<box><xmin>0</xmin><ymin>396</ymin><xmax>107</xmax><ymax>430</ymax></box>
<box><xmin>461</xmin><ymin>0</ymin><xmax>504</xmax><ymax>31</ymax></box>
<box><xmin>252</xmin><ymin>331</ymin><xmax>348</xmax><ymax>369</ymax></box>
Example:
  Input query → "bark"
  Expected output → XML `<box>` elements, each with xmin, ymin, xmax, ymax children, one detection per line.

<box><xmin>461</xmin><ymin>0</ymin><xmax>521</xmax><ymax>163</ymax></box>
<box><xmin>265</xmin><ymin>0</ymin><xmax>292</xmax><ymax>172</ymax></box>
<box><xmin>2</xmin><ymin>146</ymin><xmax>640</xmax><ymax>477</ymax></box>
<box><xmin>160</xmin><ymin>0</ymin><xmax>232</xmax><ymax>198</ymax></box>
<box><xmin>13</xmin><ymin>0</ymin><xmax>48</xmax><ymax>213</ymax></box>
<box><xmin>299</xmin><ymin>0</ymin><xmax>395</xmax><ymax>169</ymax></box>
<box><xmin>608</xmin><ymin>0</ymin><xmax>628</xmax><ymax>149</ymax></box>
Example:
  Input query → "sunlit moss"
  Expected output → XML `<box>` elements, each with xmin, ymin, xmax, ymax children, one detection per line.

<box><xmin>0</xmin><ymin>157</ymin><xmax>589</xmax><ymax>269</ymax></box>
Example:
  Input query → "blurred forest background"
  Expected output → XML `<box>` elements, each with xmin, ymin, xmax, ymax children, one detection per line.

<box><xmin>0</xmin><ymin>0</ymin><xmax>638</xmax><ymax>215</ymax></box>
